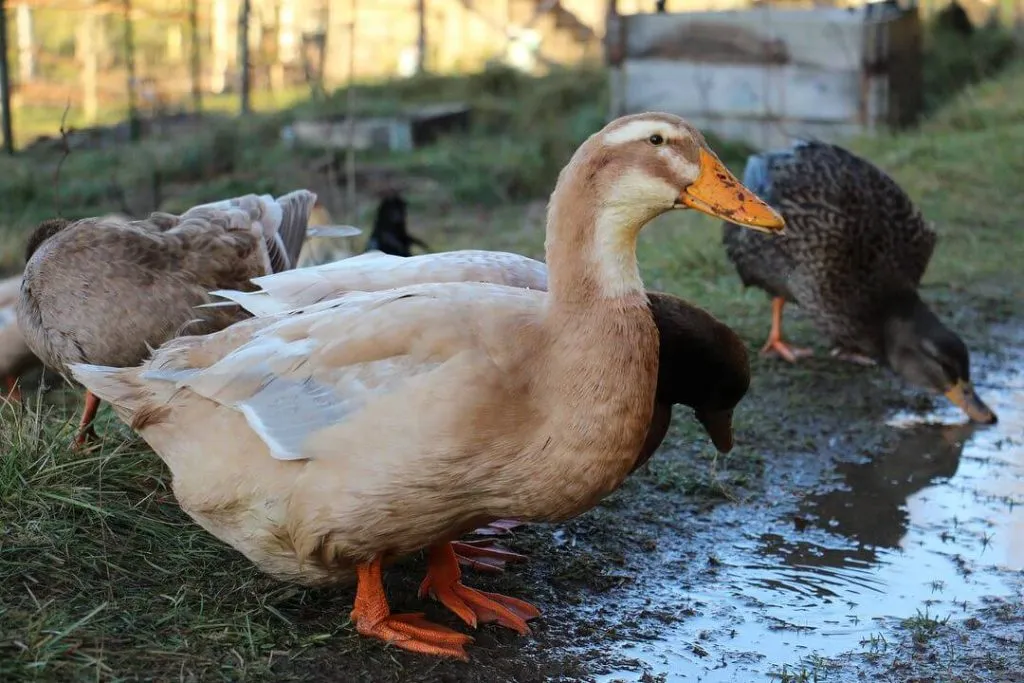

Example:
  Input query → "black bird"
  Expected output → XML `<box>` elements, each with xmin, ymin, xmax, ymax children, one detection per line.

<box><xmin>363</xmin><ymin>193</ymin><xmax>430</xmax><ymax>257</ymax></box>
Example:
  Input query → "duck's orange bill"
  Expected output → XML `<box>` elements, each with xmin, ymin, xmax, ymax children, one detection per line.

<box><xmin>944</xmin><ymin>379</ymin><xmax>998</xmax><ymax>425</ymax></box>
<box><xmin>679</xmin><ymin>148</ymin><xmax>786</xmax><ymax>232</ymax></box>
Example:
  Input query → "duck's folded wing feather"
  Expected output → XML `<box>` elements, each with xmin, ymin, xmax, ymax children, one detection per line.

<box><xmin>140</xmin><ymin>281</ymin><xmax>536</xmax><ymax>462</ymax></box>
<box><xmin>210</xmin><ymin>249</ymin><xmax>549</xmax><ymax>315</ymax></box>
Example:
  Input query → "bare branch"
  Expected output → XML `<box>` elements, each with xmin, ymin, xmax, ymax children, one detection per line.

<box><xmin>53</xmin><ymin>101</ymin><xmax>73</xmax><ymax>217</ymax></box>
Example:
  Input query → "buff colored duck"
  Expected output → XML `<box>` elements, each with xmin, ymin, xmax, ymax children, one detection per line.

<box><xmin>17</xmin><ymin>191</ymin><xmax>355</xmax><ymax>447</ymax></box>
<box><xmin>0</xmin><ymin>273</ymin><xmax>40</xmax><ymax>400</ymax></box>
<box><xmin>69</xmin><ymin>113</ymin><xmax>783</xmax><ymax>660</ymax></box>
<box><xmin>722</xmin><ymin>141</ymin><xmax>996</xmax><ymax>423</ymax></box>
<box><xmin>208</xmin><ymin>249</ymin><xmax>751</xmax><ymax>571</ymax></box>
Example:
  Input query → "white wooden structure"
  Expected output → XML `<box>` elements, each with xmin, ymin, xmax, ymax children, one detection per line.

<box><xmin>606</xmin><ymin>3</ymin><xmax>923</xmax><ymax>150</ymax></box>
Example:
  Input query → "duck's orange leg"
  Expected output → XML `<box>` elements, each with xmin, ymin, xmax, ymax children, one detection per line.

<box><xmin>760</xmin><ymin>297</ymin><xmax>813</xmax><ymax>363</ymax></box>
<box><xmin>450</xmin><ymin>539</ymin><xmax>528</xmax><ymax>574</ymax></box>
<box><xmin>3</xmin><ymin>376</ymin><xmax>21</xmax><ymax>402</ymax></box>
<box><xmin>350</xmin><ymin>556</ymin><xmax>473</xmax><ymax>660</ymax></box>
<box><xmin>419</xmin><ymin>542</ymin><xmax>540</xmax><ymax>634</ymax></box>
<box><xmin>71</xmin><ymin>391</ymin><xmax>101</xmax><ymax>449</ymax></box>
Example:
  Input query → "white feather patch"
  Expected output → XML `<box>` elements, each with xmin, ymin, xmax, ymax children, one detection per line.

<box><xmin>604</xmin><ymin>119</ymin><xmax>673</xmax><ymax>146</ymax></box>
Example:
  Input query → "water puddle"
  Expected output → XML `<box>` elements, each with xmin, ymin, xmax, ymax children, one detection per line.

<box><xmin>594</xmin><ymin>331</ymin><xmax>1023</xmax><ymax>682</ymax></box>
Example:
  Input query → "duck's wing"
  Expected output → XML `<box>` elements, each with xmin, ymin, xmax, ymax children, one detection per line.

<box><xmin>209</xmin><ymin>250</ymin><xmax>549</xmax><ymax>316</ymax></box>
<box><xmin>70</xmin><ymin>280</ymin><xmax>538</xmax><ymax>463</ymax></box>
<box><xmin>779</xmin><ymin>143</ymin><xmax>935</xmax><ymax>291</ymax></box>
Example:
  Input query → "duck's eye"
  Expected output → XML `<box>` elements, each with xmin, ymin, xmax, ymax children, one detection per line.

<box><xmin>648</xmin><ymin>134</ymin><xmax>665</xmax><ymax>146</ymax></box>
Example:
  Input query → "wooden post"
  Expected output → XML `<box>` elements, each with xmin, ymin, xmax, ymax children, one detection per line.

<box><xmin>190</xmin><ymin>0</ymin><xmax>201</xmax><ymax>113</ymax></box>
<box><xmin>345</xmin><ymin>0</ymin><xmax>356</xmax><ymax>223</ymax></box>
<box><xmin>123</xmin><ymin>0</ymin><xmax>140</xmax><ymax>140</ymax></box>
<box><xmin>239</xmin><ymin>0</ymin><xmax>251</xmax><ymax>114</ymax></box>
<box><xmin>0</xmin><ymin>0</ymin><xmax>13</xmax><ymax>154</ymax></box>
<box><xmin>15</xmin><ymin>3</ymin><xmax>32</xmax><ymax>83</ymax></box>
<box><xmin>417</xmin><ymin>0</ymin><xmax>426</xmax><ymax>74</ymax></box>
<box><xmin>76</xmin><ymin>2</ymin><xmax>99</xmax><ymax>123</ymax></box>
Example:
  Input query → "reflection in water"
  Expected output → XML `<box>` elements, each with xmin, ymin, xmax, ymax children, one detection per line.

<box><xmin>593</xmin><ymin>330</ymin><xmax>1023</xmax><ymax>683</ymax></box>
<box><xmin>750</xmin><ymin>423</ymin><xmax>978</xmax><ymax>597</ymax></box>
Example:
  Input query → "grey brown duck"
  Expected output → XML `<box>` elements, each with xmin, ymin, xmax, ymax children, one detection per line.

<box><xmin>17</xmin><ymin>190</ymin><xmax>344</xmax><ymax>447</ymax></box>
<box><xmin>722</xmin><ymin>140</ymin><xmax>996</xmax><ymax>424</ymax></box>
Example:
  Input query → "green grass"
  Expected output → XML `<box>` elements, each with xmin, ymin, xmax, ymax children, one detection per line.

<box><xmin>1</xmin><ymin>56</ymin><xmax>1024</xmax><ymax>681</ymax></box>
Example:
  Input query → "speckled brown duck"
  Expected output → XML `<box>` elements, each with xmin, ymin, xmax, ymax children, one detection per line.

<box><xmin>721</xmin><ymin>140</ymin><xmax>996</xmax><ymax>424</ymax></box>
<box><xmin>17</xmin><ymin>190</ymin><xmax>327</xmax><ymax>447</ymax></box>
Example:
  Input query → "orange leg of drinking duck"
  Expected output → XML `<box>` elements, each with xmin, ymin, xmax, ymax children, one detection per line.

<box><xmin>760</xmin><ymin>297</ymin><xmax>813</xmax><ymax>363</ymax></box>
<box><xmin>419</xmin><ymin>542</ymin><xmax>540</xmax><ymax>634</ymax></box>
<box><xmin>350</xmin><ymin>556</ymin><xmax>474</xmax><ymax>660</ymax></box>
<box><xmin>72</xmin><ymin>391</ymin><xmax>101</xmax><ymax>449</ymax></box>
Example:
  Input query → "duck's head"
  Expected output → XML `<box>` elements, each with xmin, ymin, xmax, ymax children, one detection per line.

<box><xmin>566</xmin><ymin>112</ymin><xmax>787</xmax><ymax>233</ymax></box>
<box><xmin>883</xmin><ymin>292</ymin><xmax>997</xmax><ymax>424</ymax></box>
<box><xmin>25</xmin><ymin>217</ymin><xmax>72</xmax><ymax>263</ymax></box>
<box><xmin>648</xmin><ymin>293</ymin><xmax>751</xmax><ymax>453</ymax></box>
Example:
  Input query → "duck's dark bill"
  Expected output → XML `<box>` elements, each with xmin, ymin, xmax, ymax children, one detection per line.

<box><xmin>945</xmin><ymin>380</ymin><xmax>998</xmax><ymax>424</ymax></box>
<box><xmin>696</xmin><ymin>408</ymin><xmax>736</xmax><ymax>453</ymax></box>
<box><xmin>678</xmin><ymin>148</ymin><xmax>786</xmax><ymax>232</ymax></box>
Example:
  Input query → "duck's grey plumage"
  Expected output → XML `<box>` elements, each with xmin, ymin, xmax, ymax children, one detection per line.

<box><xmin>17</xmin><ymin>191</ymin><xmax>319</xmax><ymax>445</ymax></box>
<box><xmin>722</xmin><ymin>141</ymin><xmax>936</xmax><ymax>358</ymax></box>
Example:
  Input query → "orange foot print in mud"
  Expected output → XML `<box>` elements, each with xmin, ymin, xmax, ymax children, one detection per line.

<box><xmin>451</xmin><ymin>539</ymin><xmax>529</xmax><ymax>574</ymax></box>
<box><xmin>351</xmin><ymin>557</ymin><xmax>473</xmax><ymax>660</ymax></box>
<box><xmin>420</xmin><ymin>543</ymin><xmax>541</xmax><ymax>634</ymax></box>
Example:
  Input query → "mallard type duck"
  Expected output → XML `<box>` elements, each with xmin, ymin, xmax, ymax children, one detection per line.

<box><xmin>0</xmin><ymin>273</ymin><xmax>40</xmax><ymax>401</ymax></box>
<box><xmin>69</xmin><ymin>113</ymin><xmax>783</xmax><ymax>660</ymax></box>
<box><xmin>17</xmin><ymin>191</ymin><xmax>353</xmax><ymax>447</ymax></box>
<box><xmin>721</xmin><ymin>141</ymin><xmax>996</xmax><ymax>424</ymax></box>
<box><xmin>207</xmin><ymin>249</ymin><xmax>751</xmax><ymax>572</ymax></box>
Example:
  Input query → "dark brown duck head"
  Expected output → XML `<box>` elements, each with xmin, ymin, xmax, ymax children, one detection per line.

<box><xmin>633</xmin><ymin>292</ymin><xmax>751</xmax><ymax>472</ymax></box>
<box><xmin>882</xmin><ymin>290</ymin><xmax>997</xmax><ymax>424</ymax></box>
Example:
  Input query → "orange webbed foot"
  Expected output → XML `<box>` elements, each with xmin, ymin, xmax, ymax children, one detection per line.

<box><xmin>451</xmin><ymin>539</ymin><xmax>528</xmax><ymax>574</ymax></box>
<box><xmin>351</xmin><ymin>557</ymin><xmax>473</xmax><ymax>660</ymax></box>
<box><xmin>420</xmin><ymin>543</ymin><xmax>540</xmax><ymax>635</ymax></box>
<box><xmin>760</xmin><ymin>297</ymin><xmax>813</xmax><ymax>363</ymax></box>
<box><xmin>760</xmin><ymin>338</ymin><xmax>814</xmax><ymax>364</ymax></box>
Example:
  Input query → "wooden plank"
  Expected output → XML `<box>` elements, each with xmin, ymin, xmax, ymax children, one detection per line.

<box><xmin>622</xmin><ymin>59</ymin><xmax>865</xmax><ymax>123</ymax></box>
<box><xmin>622</xmin><ymin>8</ymin><xmax>867</xmax><ymax>70</ymax></box>
<box><xmin>685</xmin><ymin>114</ymin><xmax>867</xmax><ymax>152</ymax></box>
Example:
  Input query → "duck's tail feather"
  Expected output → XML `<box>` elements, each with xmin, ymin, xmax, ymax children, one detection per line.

<box><xmin>264</xmin><ymin>190</ymin><xmax>319</xmax><ymax>274</ymax></box>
